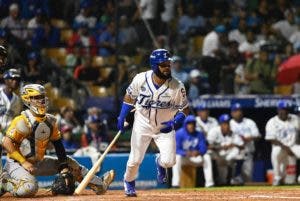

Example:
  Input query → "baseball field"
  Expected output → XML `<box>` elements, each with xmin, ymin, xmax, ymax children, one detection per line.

<box><xmin>2</xmin><ymin>186</ymin><xmax>300</xmax><ymax>201</ymax></box>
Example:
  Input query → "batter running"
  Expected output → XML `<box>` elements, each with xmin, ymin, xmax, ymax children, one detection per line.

<box><xmin>117</xmin><ymin>49</ymin><xmax>189</xmax><ymax>197</ymax></box>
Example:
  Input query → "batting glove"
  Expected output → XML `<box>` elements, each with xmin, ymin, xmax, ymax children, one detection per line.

<box><xmin>160</xmin><ymin>112</ymin><xmax>186</xmax><ymax>133</ymax></box>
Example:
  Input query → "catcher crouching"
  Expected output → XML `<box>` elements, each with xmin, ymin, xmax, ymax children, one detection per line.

<box><xmin>0</xmin><ymin>84</ymin><xmax>115</xmax><ymax>197</ymax></box>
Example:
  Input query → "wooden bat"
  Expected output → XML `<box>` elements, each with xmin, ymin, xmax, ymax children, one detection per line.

<box><xmin>74</xmin><ymin>122</ymin><xmax>128</xmax><ymax>195</ymax></box>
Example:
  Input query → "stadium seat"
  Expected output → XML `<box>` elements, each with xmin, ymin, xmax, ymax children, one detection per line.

<box><xmin>88</xmin><ymin>85</ymin><xmax>109</xmax><ymax>97</ymax></box>
<box><xmin>43</xmin><ymin>48</ymin><xmax>67</xmax><ymax>66</ymax></box>
<box><xmin>53</xmin><ymin>97</ymin><xmax>76</xmax><ymax>110</ymax></box>
<box><xmin>193</xmin><ymin>36</ymin><xmax>204</xmax><ymax>53</ymax></box>
<box><xmin>92</xmin><ymin>56</ymin><xmax>105</xmax><ymax>67</ymax></box>
<box><xmin>51</xmin><ymin>18</ymin><xmax>69</xmax><ymax>28</ymax></box>
<box><xmin>100</xmin><ymin>67</ymin><xmax>113</xmax><ymax>80</ymax></box>
<box><xmin>60</xmin><ymin>29</ymin><xmax>73</xmax><ymax>43</ymax></box>
<box><xmin>274</xmin><ymin>85</ymin><xmax>293</xmax><ymax>95</ymax></box>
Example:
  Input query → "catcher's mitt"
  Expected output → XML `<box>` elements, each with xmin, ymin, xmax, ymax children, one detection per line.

<box><xmin>51</xmin><ymin>170</ymin><xmax>75</xmax><ymax>195</ymax></box>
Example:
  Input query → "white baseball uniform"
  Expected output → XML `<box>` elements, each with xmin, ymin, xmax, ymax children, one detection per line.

<box><xmin>230</xmin><ymin>118</ymin><xmax>260</xmax><ymax>181</ymax></box>
<box><xmin>207</xmin><ymin>126</ymin><xmax>244</xmax><ymax>184</ymax></box>
<box><xmin>0</xmin><ymin>87</ymin><xmax>22</xmax><ymax>132</ymax></box>
<box><xmin>195</xmin><ymin>116</ymin><xmax>218</xmax><ymax>134</ymax></box>
<box><xmin>124</xmin><ymin>70</ymin><xmax>188</xmax><ymax>182</ymax></box>
<box><xmin>265</xmin><ymin>114</ymin><xmax>300</xmax><ymax>183</ymax></box>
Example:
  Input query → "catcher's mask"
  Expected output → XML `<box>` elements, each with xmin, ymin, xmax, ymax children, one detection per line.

<box><xmin>21</xmin><ymin>84</ymin><xmax>48</xmax><ymax>116</ymax></box>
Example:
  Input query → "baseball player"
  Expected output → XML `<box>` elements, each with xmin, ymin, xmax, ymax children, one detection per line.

<box><xmin>172</xmin><ymin>115</ymin><xmax>214</xmax><ymax>188</ymax></box>
<box><xmin>195</xmin><ymin>104</ymin><xmax>218</xmax><ymax>135</ymax></box>
<box><xmin>0</xmin><ymin>68</ymin><xmax>22</xmax><ymax>173</ymax></box>
<box><xmin>265</xmin><ymin>100</ymin><xmax>300</xmax><ymax>186</ymax></box>
<box><xmin>207</xmin><ymin>114</ymin><xmax>245</xmax><ymax>185</ymax></box>
<box><xmin>0</xmin><ymin>84</ymin><xmax>115</xmax><ymax>197</ymax></box>
<box><xmin>230</xmin><ymin>103</ymin><xmax>260</xmax><ymax>183</ymax></box>
<box><xmin>117</xmin><ymin>49</ymin><xmax>189</xmax><ymax>196</ymax></box>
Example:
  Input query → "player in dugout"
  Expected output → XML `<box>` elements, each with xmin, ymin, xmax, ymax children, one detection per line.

<box><xmin>0</xmin><ymin>84</ymin><xmax>115</xmax><ymax>197</ymax></box>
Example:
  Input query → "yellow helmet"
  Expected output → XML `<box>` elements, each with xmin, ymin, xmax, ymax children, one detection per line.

<box><xmin>21</xmin><ymin>84</ymin><xmax>48</xmax><ymax>116</ymax></box>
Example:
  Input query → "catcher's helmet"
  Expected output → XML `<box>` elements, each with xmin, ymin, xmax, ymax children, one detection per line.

<box><xmin>21</xmin><ymin>84</ymin><xmax>48</xmax><ymax>116</ymax></box>
<box><xmin>150</xmin><ymin>49</ymin><xmax>171</xmax><ymax>75</ymax></box>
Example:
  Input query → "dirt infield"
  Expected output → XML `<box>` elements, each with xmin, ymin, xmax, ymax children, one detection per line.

<box><xmin>2</xmin><ymin>186</ymin><xmax>300</xmax><ymax>201</ymax></box>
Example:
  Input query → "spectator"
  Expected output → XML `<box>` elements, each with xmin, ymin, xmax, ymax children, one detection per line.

<box><xmin>172</xmin><ymin>115</ymin><xmax>214</xmax><ymax>188</ymax></box>
<box><xmin>244</xmin><ymin>48</ymin><xmax>277</xmax><ymax>94</ymax></box>
<box><xmin>238</xmin><ymin>29</ymin><xmax>260</xmax><ymax>57</ymax></box>
<box><xmin>138</xmin><ymin>0</ymin><xmax>158</xmax><ymax>35</ymax></box>
<box><xmin>171</xmin><ymin>56</ymin><xmax>188</xmax><ymax>85</ymax></box>
<box><xmin>1</xmin><ymin>3</ymin><xmax>27</xmax><ymax>41</ymax></box>
<box><xmin>221</xmin><ymin>41</ymin><xmax>245</xmax><ymax>94</ymax></box>
<box><xmin>61</xmin><ymin>124</ymin><xmax>80</xmax><ymax>152</ymax></box>
<box><xmin>160</xmin><ymin>0</ymin><xmax>177</xmax><ymax>35</ymax></box>
<box><xmin>97</xmin><ymin>22</ymin><xmax>116</xmax><ymax>57</ymax></box>
<box><xmin>195</xmin><ymin>104</ymin><xmax>218</xmax><ymax>135</ymax></box>
<box><xmin>187</xmin><ymin>69</ymin><xmax>201</xmax><ymax>100</ymax></box>
<box><xmin>234</xmin><ymin>63</ymin><xmax>249</xmax><ymax>95</ymax></box>
<box><xmin>207</xmin><ymin>114</ymin><xmax>245</xmax><ymax>185</ymax></box>
<box><xmin>81</xmin><ymin>114</ymin><xmax>109</xmax><ymax>152</ymax></box>
<box><xmin>68</xmin><ymin>22</ymin><xmax>97</xmax><ymax>56</ymax></box>
<box><xmin>118</xmin><ymin>64</ymin><xmax>138</xmax><ymax>98</ymax></box>
<box><xmin>272</xmin><ymin>10</ymin><xmax>298</xmax><ymax>41</ymax></box>
<box><xmin>22</xmin><ymin>52</ymin><xmax>45</xmax><ymax>84</ymax></box>
<box><xmin>119</xmin><ymin>15</ymin><xmax>138</xmax><ymax>55</ymax></box>
<box><xmin>73</xmin><ymin>56</ymin><xmax>104</xmax><ymax>85</ymax></box>
<box><xmin>178</xmin><ymin>3</ymin><xmax>206</xmax><ymax>39</ymax></box>
<box><xmin>202</xmin><ymin>25</ymin><xmax>228</xmax><ymax>93</ymax></box>
<box><xmin>228</xmin><ymin>18</ymin><xmax>247</xmax><ymax>44</ymax></box>
<box><xmin>289</xmin><ymin>25</ymin><xmax>300</xmax><ymax>52</ymax></box>
<box><xmin>74</xmin><ymin>0</ymin><xmax>97</xmax><ymax>29</ymax></box>
<box><xmin>27</xmin><ymin>8</ymin><xmax>45</xmax><ymax>37</ymax></box>
<box><xmin>31</xmin><ymin>18</ymin><xmax>61</xmax><ymax>50</ymax></box>
<box><xmin>58</xmin><ymin>105</ymin><xmax>82</xmax><ymax>136</ymax></box>
<box><xmin>65</xmin><ymin>41</ymin><xmax>83</xmax><ymax>74</ymax></box>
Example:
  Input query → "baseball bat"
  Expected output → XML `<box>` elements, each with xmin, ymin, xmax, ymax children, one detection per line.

<box><xmin>74</xmin><ymin>122</ymin><xmax>128</xmax><ymax>195</ymax></box>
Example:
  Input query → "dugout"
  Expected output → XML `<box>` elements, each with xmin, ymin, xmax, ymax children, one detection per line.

<box><xmin>187</xmin><ymin>94</ymin><xmax>300</xmax><ymax>186</ymax></box>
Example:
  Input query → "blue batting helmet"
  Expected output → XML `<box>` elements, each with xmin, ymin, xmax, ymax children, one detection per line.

<box><xmin>218</xmin><ymin>114</ymin><xmax>230</xmax><ymax>123</ymax></box>
<box><xmin>231</xmin><ymin>103</ymin><xmax>242</xmax><ymax>111</ymax></box>
<box><xmin>277</xmin><ymin>99</ymin><xmax>289</xmax><ymax>110</ymax></box>
<box><xmin>3</xmin><ymin>68</ymin><xmax>21</xmax><ymax>80</ymax></box>
<box><xmin>150</xmin><ymin>49</ymin><xmax>171</xmax><ymax>74</ymax></box>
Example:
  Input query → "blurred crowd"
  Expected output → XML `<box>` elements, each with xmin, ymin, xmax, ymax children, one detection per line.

<box><xmin>0</xmin><ymin>0</ymin><xmax>299</xmax><ymax>98</ymax></box>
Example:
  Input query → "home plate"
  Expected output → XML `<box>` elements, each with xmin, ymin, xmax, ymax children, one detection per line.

<box><xmin>249</xmin><ymin>195</ymin><xmax>300</xmax><ymax>199</ymax></box>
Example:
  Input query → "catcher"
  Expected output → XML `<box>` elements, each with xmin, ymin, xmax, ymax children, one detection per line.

<box><xmin>0</xmin><ymin>84</ymin><xmax>115</xmax><ymax>197</ymax></box>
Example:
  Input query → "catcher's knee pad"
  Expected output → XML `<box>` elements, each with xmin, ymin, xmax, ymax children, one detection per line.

<box><xmin>13</xmin><ymin>179</ymin><xmax>38</xmax><ymax>197</ymax></box>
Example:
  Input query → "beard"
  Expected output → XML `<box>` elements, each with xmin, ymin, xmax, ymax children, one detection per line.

<box><xmin>155</xmin><ymin>69</ymin><xmax>171</xmax><ymax>80</ymax></box>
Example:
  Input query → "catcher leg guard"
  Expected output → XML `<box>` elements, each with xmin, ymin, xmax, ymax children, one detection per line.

<box><xmin>0</xmin><ymin>171</ymin><xmax>8</xmax><ymax>197</ymax></box>
<box><xmin>89</xmin><ymin>170</ymin><xmax>115</xmax><ymax>195</ymax></box>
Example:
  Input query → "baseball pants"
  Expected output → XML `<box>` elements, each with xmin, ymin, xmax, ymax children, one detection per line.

<box><xmin>124</xmin><ymin>123</ymin><xmax>176</xmax><ymax>182</ymax></box>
